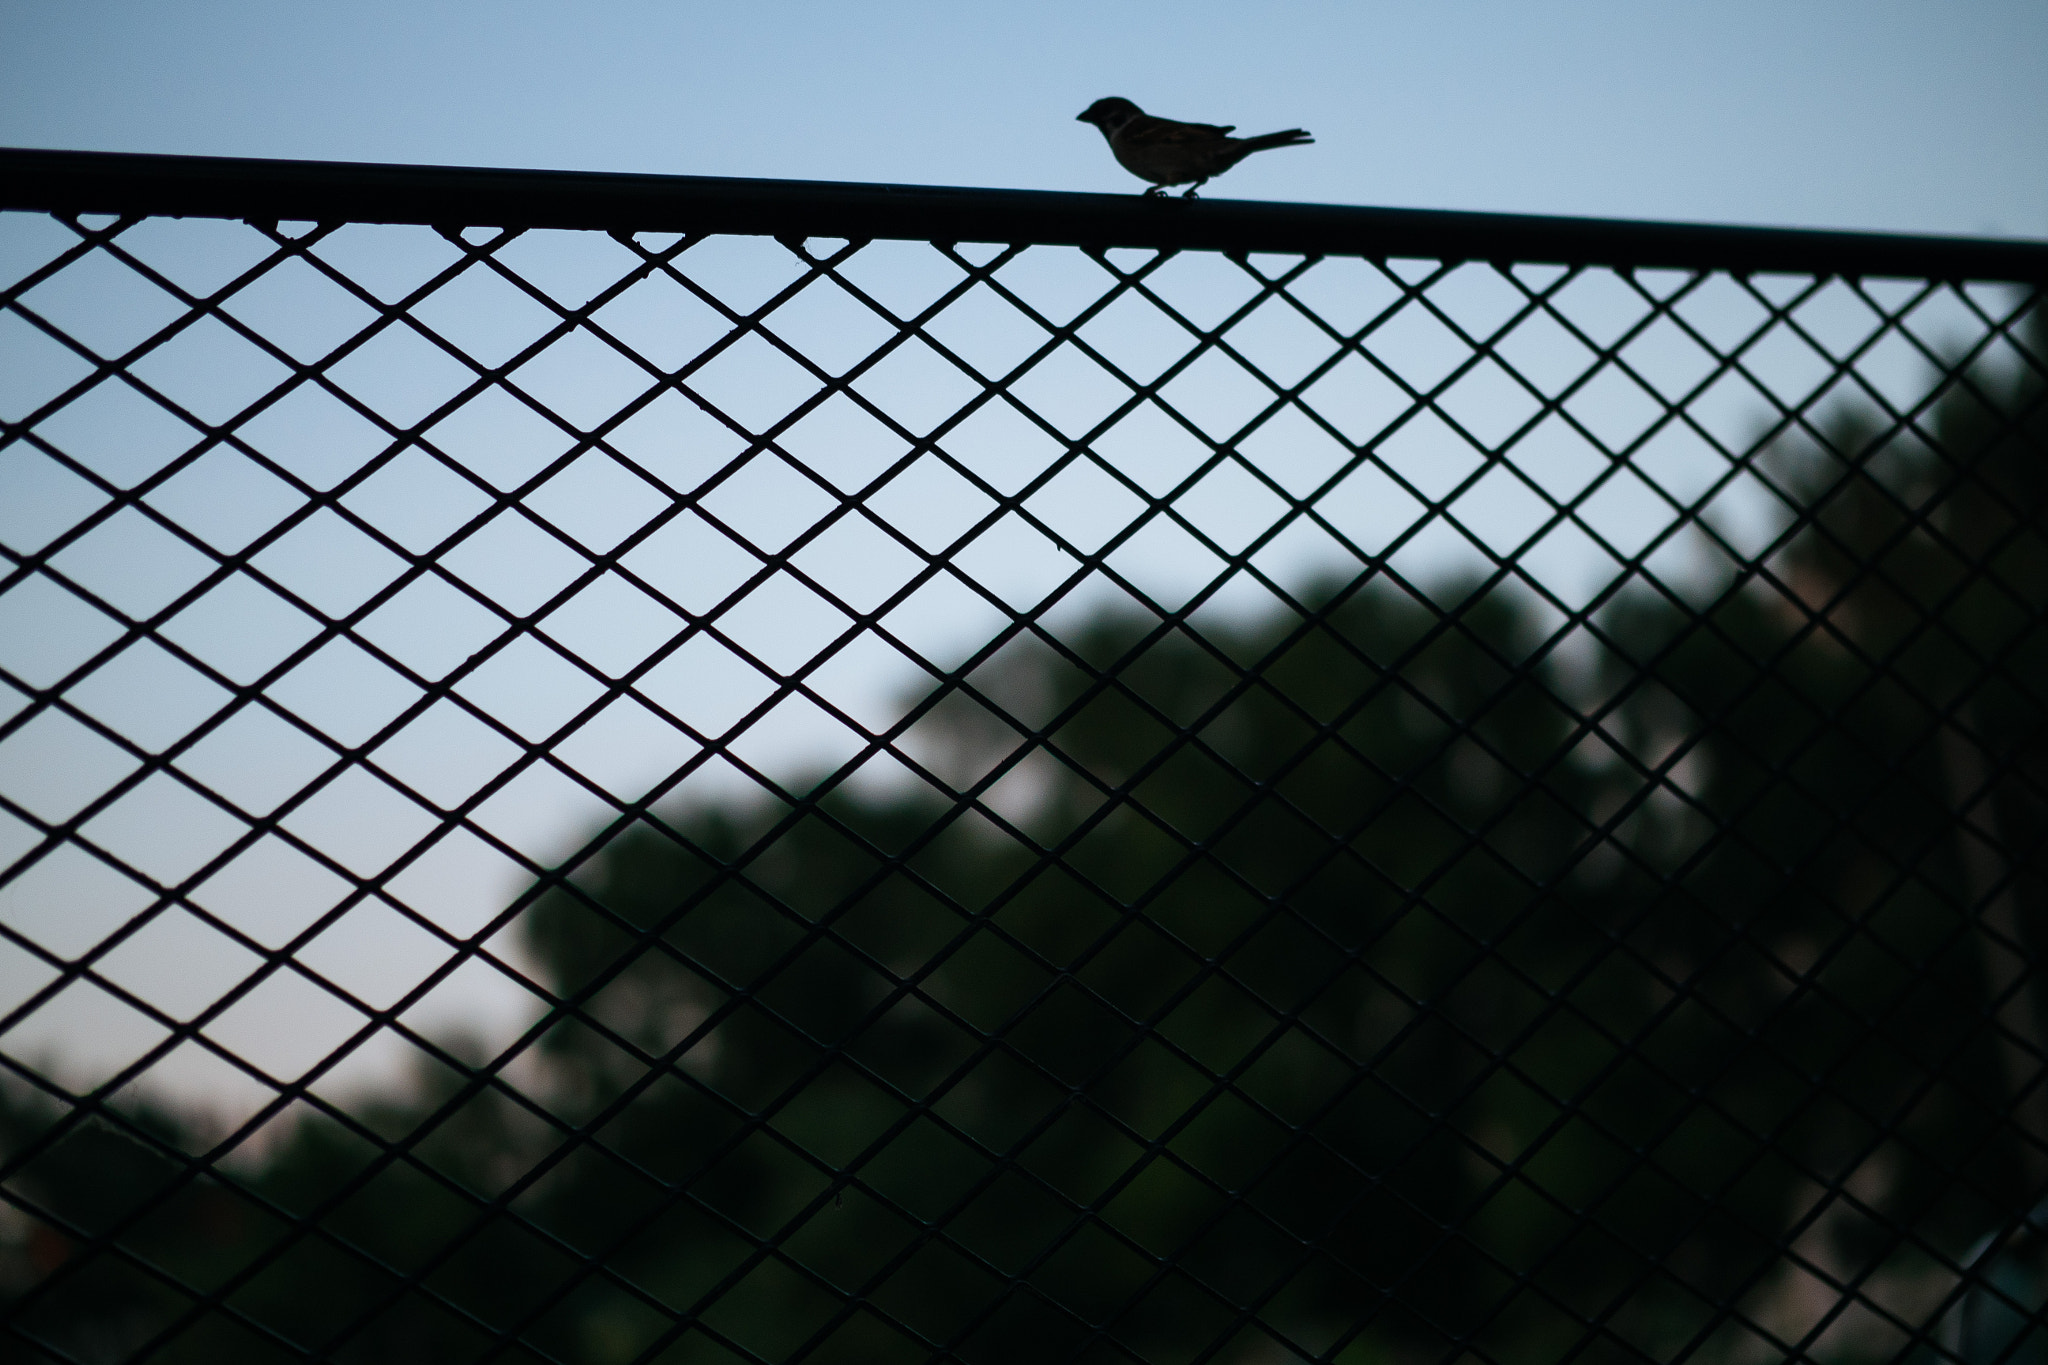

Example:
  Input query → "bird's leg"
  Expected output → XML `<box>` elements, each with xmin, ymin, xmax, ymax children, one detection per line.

<box><xmin>1180</xmin><ymin>180</ymin><xmax>1207</xmax><ymax>199</ymax></box>
<box><xmin>1143</xmin><ymin>185</ymin><xmax>1167</xmax><ymax>198</ymax></box>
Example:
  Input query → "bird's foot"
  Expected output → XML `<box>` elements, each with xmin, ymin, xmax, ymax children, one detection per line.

<box><xmin>1179</xmin><ymin>182</ymin><xmax>1206</xmax><ymax>199</ymax></box>
<box><xmin>1143</xmin><ymin>186</ymin><xmax>1167</xmax><ymax>198</ymax></box>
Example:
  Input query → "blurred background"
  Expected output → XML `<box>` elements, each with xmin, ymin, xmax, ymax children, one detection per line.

<box><xmin>5</xmin><ymin>0</ymin><xmax>2032</xmax><ymax>1113</ymax></box>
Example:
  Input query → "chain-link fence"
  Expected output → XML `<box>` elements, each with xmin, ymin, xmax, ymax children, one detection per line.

<box><xmin>2</xmin><ymin>149</ymin><xmax>2046</xmax><ymax>1365</ymax></box>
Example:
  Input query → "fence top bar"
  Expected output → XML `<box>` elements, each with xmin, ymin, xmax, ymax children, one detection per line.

<box><xmin>5</xmin><ymin>145</ymin><xmax>2047</xmax><ymax>282</ymax></box>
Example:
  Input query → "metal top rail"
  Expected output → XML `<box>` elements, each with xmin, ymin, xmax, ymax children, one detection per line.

<box><xmin>5</xmin><ymin>145</ymin><xmax>2047</xmax><ymax>281</ymax></box>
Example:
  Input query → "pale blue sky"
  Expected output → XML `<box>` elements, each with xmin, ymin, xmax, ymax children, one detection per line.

<box><xmin>4</xmin><ymin>0</ymin><xmax>2046</xmax><ymax>237</ymax></box>
<box><xmin>3</xmin><ymin>0</ymin><xmax>2045</xmax><ymax>1111</ymax></box>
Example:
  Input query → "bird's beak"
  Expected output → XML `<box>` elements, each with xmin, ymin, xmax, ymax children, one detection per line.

<box><xmin>1075</xmin><ymin>112</ymin><xmax>1088</xmax><ymax>122</ymax></box>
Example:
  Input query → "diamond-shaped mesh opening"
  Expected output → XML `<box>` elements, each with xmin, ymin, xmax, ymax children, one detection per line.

<box><xmin>1</xmin><ymin>180</ymin><xmax>2045</xmax><ymax>1365</ymax></box>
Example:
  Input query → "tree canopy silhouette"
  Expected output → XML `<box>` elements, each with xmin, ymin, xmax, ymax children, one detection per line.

<box><xmin>4</xmin><ymin>325</ymin><xmax>2044</xmax><ymax>1365</ymax></box>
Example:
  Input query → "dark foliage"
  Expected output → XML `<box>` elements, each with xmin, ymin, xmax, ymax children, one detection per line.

<box><xmin>2</xmin><ymin>272</ymin><xmax>2043</xmax><ymax>1365</ymax></box>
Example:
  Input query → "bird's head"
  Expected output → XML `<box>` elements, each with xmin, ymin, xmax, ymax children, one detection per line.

<box><xmin>1076</xmin><ymin>97</ymin><xmax>1142</xmax><ymax>132</ymax></box>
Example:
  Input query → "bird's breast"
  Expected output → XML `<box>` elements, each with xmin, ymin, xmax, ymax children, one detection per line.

<box><xmin>1109</xmin><ymin>135</ymin><xmax>1232</xmax><ymax>186</ymax></box>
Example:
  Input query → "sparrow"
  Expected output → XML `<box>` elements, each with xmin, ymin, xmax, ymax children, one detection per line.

<box><xmin>1076</xmin><ymin>97</ymin><xmax>1313</xmax><ymax>198</ymax></box>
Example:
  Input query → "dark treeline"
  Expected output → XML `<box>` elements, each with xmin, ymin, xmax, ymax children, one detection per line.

<box><xmin>4</xmin><ymin>324</ymin><xmax>2045</xmax><ymax>1365</ymax></box>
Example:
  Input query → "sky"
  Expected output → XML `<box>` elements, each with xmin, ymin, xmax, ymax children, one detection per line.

<box><xmin>2</xmin><ymin>0</ymin><xmax>2044</xmax><ymax>1117</ymax></box>
<box><xmin>3</xmin><ymin>0</ymin><xmax>2047</xmax><ymax>239</ymax></box>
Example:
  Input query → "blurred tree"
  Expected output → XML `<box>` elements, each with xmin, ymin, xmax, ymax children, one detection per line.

<box><xmin>0</xmin><ymin>315</ymin><xmax>2040</xmax><ymax>1365</ymax></box>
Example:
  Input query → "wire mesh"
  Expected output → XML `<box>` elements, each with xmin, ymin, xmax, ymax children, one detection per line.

<box><xmin>1</xmin><ymin>157</ymin><xmax>2046</xmax><ymax>1365</ymax></box>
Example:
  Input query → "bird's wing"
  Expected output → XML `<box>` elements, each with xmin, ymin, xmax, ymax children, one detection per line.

<box><xmin>1121</xmin><ymin>115</ymin><xmax>1236</xmax><ymax>145</ymax></box>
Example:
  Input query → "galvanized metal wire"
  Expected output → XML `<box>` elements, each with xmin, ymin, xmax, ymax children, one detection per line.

<box><xmin>1</xmin><ymin>150</ymin><xmax>2045</xmax><ymax>1365</ymax></box>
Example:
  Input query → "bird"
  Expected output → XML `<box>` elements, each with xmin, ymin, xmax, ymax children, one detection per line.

<box><xmin>1076</xmin><ymin>97</ymin><xmax>1312</xmax><ymax>198</ymax></box>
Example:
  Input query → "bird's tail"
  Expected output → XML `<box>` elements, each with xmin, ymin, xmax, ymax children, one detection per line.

<box><xmin>1238</xmin><ymin>128</ymin><xmax>1314</xmax><ymax>153</ymax></box>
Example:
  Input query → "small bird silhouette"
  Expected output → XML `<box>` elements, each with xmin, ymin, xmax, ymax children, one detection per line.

<box><xmin>1077</xmin><ymin>97</ymin><xmax>1312</xmax><ymax>198</ymax></box>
